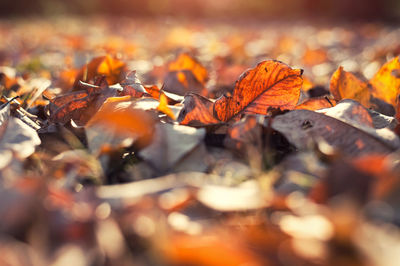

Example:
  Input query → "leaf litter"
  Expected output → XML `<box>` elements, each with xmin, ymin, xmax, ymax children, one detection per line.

<box><xmin>0</xmin><ymin>17</ymin><xmax>400</xmax><ymax>266</ymax></box>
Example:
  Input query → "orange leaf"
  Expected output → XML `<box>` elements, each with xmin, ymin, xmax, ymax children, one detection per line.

<box><xmin>295</xmin><ymin>97</ymin><xmax>336</xmax><ymax>111</ymax></box>
<box><xmin>157</xmin><ymin>93</ymin><xmax>176</xmax><ymax>120</ymax></box>
<box><xmin>329</xmin><ymin>66</ymin><xmax>371</xmax><ymax>108</ymax></box>
<box><xmin>162</xmin><ymin>70</ymin><xmax>206</xmax><ymax>96</ymax></box>
<box><xmin>161</xmin><ymin>233</ymin><xmax>262</xmax><ymax>266</ymax></box>
<box><xmin>369</xmin><ymin>56</ymin><xmax>400</xmax><ymax>106</ymax></box>
<box><xmin>87</xmin><ymin>99</ymin><xmax>154</xmax><ymax>145</ymax></box>
<box><xmin>168</xmin><ymin>53</ymin><xmax>208</xmax><ymax>84</ymax></box>
<box><xmin>75</xmin><ymin>55</ymin><xmax>126</xmax><ymax>88</ymax></box>
<box><xmin>395</xmin><ymin>95</ymin><xmax>400</xmax><ymax>135</ymax></box>
<box><xmin>214</xmin><ymin>60</ymin><xmax>303</xmax><ymax>122</ymax></box>
<box><xmin>144</xmin><ymin>85</ymin><xmax>161</xmax><ymax>100</ymax></box>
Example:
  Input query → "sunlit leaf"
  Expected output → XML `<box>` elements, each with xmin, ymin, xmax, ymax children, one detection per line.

<box><xmin>168</xmin><ymin>53</ymin><xmax>208</xmax><ymax>85</ymax></box>
<box><xmin>75</xmin><ymin>55</ymin><xmax>126</xmax><ymax>87</ymax></box>
<box><xmin>329</xmin><ymin>66</ymin><xmax>371</xmax><ymax>108</ymax></box>
<box><xmin>214</xmin><ymin>60</ymin><xmax>303</xmax><ymax>122</ymax></box>
<box><xmin>370</xmin><ymin>56</ymin><xmax>400</xmax><ymax>107</ymax></box>
<box><xmin>157</xmin><ymin>93</ymin><xmax>176</xmax><ymax>120</ymax></box>
<box><xmin>295</xmin><ymin>97</ymin><xmax>336</xmax><ymax>111</ymax></box>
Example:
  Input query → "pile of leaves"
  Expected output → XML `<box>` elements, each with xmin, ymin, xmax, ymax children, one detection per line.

<box><xmin>1</xmin><ymin>18</ymin><xmax>400</xmax><ymax>266</ymax></box>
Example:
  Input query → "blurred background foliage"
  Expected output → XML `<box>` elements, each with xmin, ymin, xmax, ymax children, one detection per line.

<box><xmin>0</xmin><ymin>0</ymin><xmax>399</xmax><ymax>21</ymax></box>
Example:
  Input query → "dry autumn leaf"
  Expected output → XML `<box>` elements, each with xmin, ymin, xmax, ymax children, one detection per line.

<box><xmin>329</xmin><ymin>66</ymin><xmax>371</xmax><ymax>108</ymax></box>
<box><xmin>370</xmin><ymin>57</ymin><xmax>400</xmax><ymax>107</ymax></box>
<box><xmin>160</xmin><ymin>233</ymin><xmax>262</xmax><ymax>266</ymax></box>
<box><xmin>272</xmin><ymin>109</ymin><xmax>398</xmax><ymax>156</ymax></box>
<box><xmin>157</xmin><ymin>93</ymin><xmax>176</xmax><ymax>120</ymax></box>
<box><xmin>330</xmin><ymin>57</ymin><xmax>400</xmax><ymax>112</ymax></box>
<box><xmin>0</xmin><ymin>104</ymin><xmax>41</xmax><ymax>169</ymax></box>
<box><xmin>138</xmin><ymin>123</ymin><xmax>206</xmax><ymax>173</ymax></box>
<box><xmin>214</xmin><ymin>60</ymin><xmax>303</xmax><ymax>122</ymax></box>
<box><xmin>295</xmin><ymin>97</ymin><xmax>336</xmax><ymax>111</ymax></box>
<box><xmin>168</xmin><ymin>53</ymin><xmax>208</xmax><ymax>85</ymax></box>
<box><xmin>86</xmin><ymin>98</ymin><xmax>155</xmax><ymax>150</ymax></box>
<box><xmin>74</xmin><ymin>55</ymin><xmax>126</xmax><ymax>88</ymax></box>
<box><xmin>178</xmin><ymin>93</ymin><xmax>220</xmax><ymax>126</ymax></box>
<box><xmin>162</xmin><ymin>53</ymin><xmax>208</xmax><ymax>96</ymax></box>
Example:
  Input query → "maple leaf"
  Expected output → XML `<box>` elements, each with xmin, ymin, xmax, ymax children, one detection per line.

<box><xmin>214</xmin><ymin>60</ymin><xmax>303</xmax><ymax>122</ymax></box>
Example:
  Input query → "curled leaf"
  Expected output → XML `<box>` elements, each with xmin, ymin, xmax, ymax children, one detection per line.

<box><xmin>178</xmin><ymin>93</ymin><xmax>220</xmax><ymax>126</ymax></box>
<box><xmin>157</xmin><ymin>93</ymin><xmax>176</xmax><ymax>120</ymax></box>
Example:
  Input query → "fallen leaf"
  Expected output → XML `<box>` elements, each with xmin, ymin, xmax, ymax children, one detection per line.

<box><xmin>329</xmin><ymin>66</ymin><xmax>371</xmax><ymax>108</ymax></box>
<box><xmin>161</xmin><ymin>233</ymin><xmax>262</xmax><ymax>266</ymax></box>
<box><xmin>316</xmin><ymin>100</ymin><xmax>399</xmax><ymax>148</ymax></box>
<box><xmin>168</xmin><ymin>53</ymin><xmax>208</xmax><ymax>85</ymax></box>
<box><xmin>86</xmin><ymin>98</ymin><xmax>155</xmax><ymax>152</ymax></box>
<box><xmin>157</xmin><ymin>93</ymin><xmax>176</xmax><ymax>120</ymax></box>
<box><xmin>162</xmin><ymin>70</ymin><xmax>206</xmax><ymax>96</ymax></box>
<box><xmin>74</xmin><ymin>55</ymin><xmax>126</xmax><ymax>88</ymax></box>
<box><xmin>0</xmin><ymin>104</ymin><xmax>41</xmax><ymax>169</ymax></box>
<box><xmin>49</xmin><ymin>81</ymin><xmax>121</xmax><ymax>125</ymax></box>
<box><xmin>214</xmin><ymin>60</ymin><xmax>303</xmax><ymax>122</ymax></box>
<box><xmin>138</xmin><ymin>123</ymin><xmax>206</xmax><ymax>173</ymax></box>
<box><xmin>178</xmin><ymin>93</ymin><xmax>220</xmax><ymax>126</ymax></box>
<box><xmin>272</xmin><ymin>109</ymin><xmax>398</xmax><ymax>156</ymax></box>
<box><xmin>370</xmin><ymin>56</ymin><xmax>400</xmax><ymax>107</ymax></box>
<box><xmin>295</xmin><ymin>97</ymin><xmax>336</xmax><ymax>111</ymax></box>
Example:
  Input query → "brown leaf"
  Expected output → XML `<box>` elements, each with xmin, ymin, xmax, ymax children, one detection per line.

<box><xmin>225</xmin><ymin>115</ymin><xmax>262</xmax><ymax>153</ymax></box>
<box><xmin>49</xmin><ymin>81</ymin><xmax>121</xmax><ymax>125</ymax></box>
<box><xmin>178</xmin><ymin>93</ymin><xmax>220</xmax><ymax>126</ymax></box>
<box><xmin>395</xmin><ymin>96</ymin><xmax>400</xmax><ymax>135</ymax></box>
<box><xmin>214</xmin><ymin>60</ymin><xmax>303</xmax><ymax>122</ymax></box>
<box><xmin>162</xmin><ymin>70</ymin><xmax>206</xmax><ymax>96</ymax></box>
<box><xmin>272</xmin><ymin>108</ymin><xmax>399</xmax><ymax>156</ymax></box>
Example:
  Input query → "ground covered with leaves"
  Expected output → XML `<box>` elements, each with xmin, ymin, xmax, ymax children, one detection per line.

<box><xmin>1</xmin><ymin>17</ymin><xmax>400</xmax><ymax>266</ymax></box>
